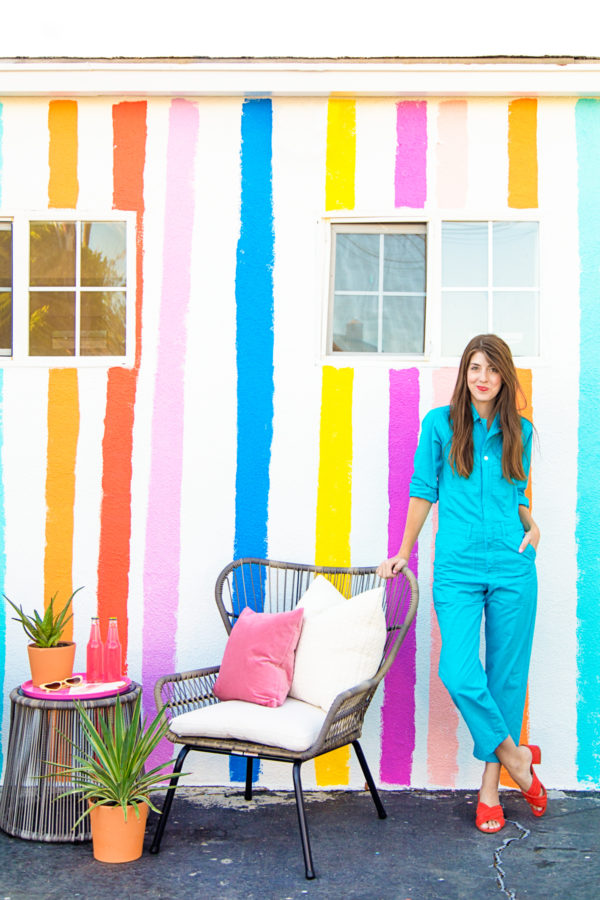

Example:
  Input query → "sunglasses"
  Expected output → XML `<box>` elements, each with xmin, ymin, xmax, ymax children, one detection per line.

<box><xmin>39</xmin><ymin>675</ymin><xmax>83</xmax><ymax>692</ymax></box>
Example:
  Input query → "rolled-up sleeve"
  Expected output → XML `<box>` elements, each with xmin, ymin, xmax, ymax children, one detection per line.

<box><xmin>409</xmin><ymin>409</ymin><xmax>443</xmax><ymax>504</ymax></box>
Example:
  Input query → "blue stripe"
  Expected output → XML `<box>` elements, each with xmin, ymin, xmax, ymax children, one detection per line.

<box><xmin>575</xmin><ymin>99</ymin><xmax>600</xmax><ymax>786</ymax></box>
<box><xmin>231</xmin><ymin>99</ymin><xmax>274</xmax><ymax>783</ymax></box>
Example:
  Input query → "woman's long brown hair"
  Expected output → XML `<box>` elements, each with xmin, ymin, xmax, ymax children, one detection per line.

<box><xmin>449</xmin><ymin>334</ymin><xmax>529</xmax><ymax>481</ymax></box>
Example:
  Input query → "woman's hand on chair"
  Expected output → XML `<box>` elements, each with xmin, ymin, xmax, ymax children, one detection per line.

<box><xmin>376</xmin><ymin>555</ymin><xmax>407</xmax><ymax>579</ymax></box>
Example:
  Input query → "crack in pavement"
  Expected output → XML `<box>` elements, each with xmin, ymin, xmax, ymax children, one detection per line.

<box><xmin>493</xmin><ymin>819</ymin><xmax>531</xmax><ymax>899</ymax></box>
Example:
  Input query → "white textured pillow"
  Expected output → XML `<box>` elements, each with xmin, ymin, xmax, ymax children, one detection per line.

<box><xmin>169</xmin><ymin>697</ymin><xmax>327</xmax><ymax>753</ymax></box>
<box><xmin>290</xmin><ymin>584</ymin><xmax>387</xmax><ymax>711</ymax></box>
<box><xmin>297</xmin><ymin>574</ymin><xmax>345</xmax><ymax>617</ymax></box>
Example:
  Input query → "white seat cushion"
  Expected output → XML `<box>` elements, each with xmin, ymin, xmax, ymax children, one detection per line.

<box><xmin>290</xmin><ymin>581</ymin><xmax>387</xmax><ymax>711</ymax></box>
<box><xmin>169</xmin><ymin>697</ymin><xmax>327</xmax><ymax>753</ymax></box>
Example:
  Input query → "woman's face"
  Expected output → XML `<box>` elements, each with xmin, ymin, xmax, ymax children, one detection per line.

<box><xmin>466</xmin><ymin>351</ymin><xmax>502</xmax><ymax>412</ymax></box>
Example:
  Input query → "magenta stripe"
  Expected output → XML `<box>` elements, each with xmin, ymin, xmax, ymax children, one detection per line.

<box><xmin>142</xmin><ymin>99</ymin><xmax>199</xmax><ymax>731</ymax></box>
<box><xmin>395</xmin><ymin>101</ymin><xmax>427</xmax><ymax>208</ymax></box>
<box><xmin>381</xmin><ymin>368</ymin><xmax>420</xmax><ymax>785</ymax></box>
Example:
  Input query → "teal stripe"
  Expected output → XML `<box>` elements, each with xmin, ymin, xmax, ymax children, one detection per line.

<box><xmin>575</xmin><ymin>98</ymin><xmax>600</xmax><ymax>786</ymax></box>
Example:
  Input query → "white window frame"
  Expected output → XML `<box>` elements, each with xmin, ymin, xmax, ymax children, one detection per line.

<box><xmin>321</xmin><ymin>213</ymin><xmax>542</xmax><ymax>366</ymax></box>
<box><xmin>1</xmin><ymin>210</ymin><xmax>137</xmax><ymax>368</ymax></box>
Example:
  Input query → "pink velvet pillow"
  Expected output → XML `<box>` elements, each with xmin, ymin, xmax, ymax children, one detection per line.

<box><xmin>213</xmin><ymin>606</ymin><xmax>304</xmax><ymax>708</ymax></box>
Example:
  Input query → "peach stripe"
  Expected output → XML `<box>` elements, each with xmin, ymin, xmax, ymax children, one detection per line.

<box><xmin>427</xmin><ymin>368</ymin><xmax>459</xmax><ymax>786</ymax></box>
<box><xmin>436</xmin><ymin>100</ymin><xmax>468</xmax><ymax>208</ymax></box>
<box><xmin>501</xmin><ymin>367</ymin><xmax>533</xmax><ymax>787</ymax></box>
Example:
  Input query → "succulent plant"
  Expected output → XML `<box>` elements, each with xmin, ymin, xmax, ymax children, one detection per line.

<box><xmin>4</xmin><ymin>588</ymin><xmax>82</xmax><ymax>648</ymax></box>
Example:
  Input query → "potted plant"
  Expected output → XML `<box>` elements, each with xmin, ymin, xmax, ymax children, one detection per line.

<box><xmin>4</xmin><ymin>588</ymin><xmax>82</xmax><ymax>686</ymax></box>
<box><xmin>47</xmin><ymin>692</ymin><xmax>184</xmax><ymax>863</ymax></box>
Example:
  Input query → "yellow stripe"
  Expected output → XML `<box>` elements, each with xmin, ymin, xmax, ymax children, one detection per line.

<box><xmin>314</xmin><ymin>366</ymin><xmax>353</xmax><ymax>785</ymax></box>
<box><xmin>325</xmin><ymin>99</ymin><xmax>356</xmax><ymax>211</ymax></box>
<box><xmin>508</xmin><ymin>99</ymin><xmax>538</xmax><ymax>209</ymax></box>
<box><xmin>48</xmin><ymin>100</ymin><xmax>79</xmax><ymax>209</ymax></box>
<box><xmin>44</xmin><ymin>370</ymin><xmax>80</xmax><ymax>640</ymax></box>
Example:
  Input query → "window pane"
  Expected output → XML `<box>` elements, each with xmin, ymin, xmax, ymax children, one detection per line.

<box><xmin>29</xmin><ymin>291</ymin><xmax>75</xmax><ymax>356</ymax></box>
<box><xmin>493</xmin><ymin>291</ymin><xmax>538</xmax><ymax>356</ymax></box>
<box><xmin>30</xmin><ymin>222</ymin><xmax>76</xmax><ymax>287</ymax></box>
<box><xmin>0</xmin><ymin>291</ymin><xmax>11</xmax><ymax>354</ymax></box>
<box><xmin>81</xmin><ymin>291</ymin><xmax>126</xmax><ymax>356</ymax></box>
<box><xmin>493</xmin><ymin>222</ymin><xmax>539</xmax><ymax>287</ymax></box>
<box><xmin>332</xmin><ymin>294</ymin><xmax>378</xmax><ymax>352</ymax></box>
<box><xmin>382</xmin><ymin>296</ymin><xmax>425</xmax><ymax>353</ymax></box>
<box><xmin>81</xmin><ymin>222</ymin><xmax>127</xmax><ymax>287</ymax></box>
<box><xmin>383</xmin><ymin>233</ymin><xmax>426</xmax><ymax>293</ymax></box>
<box><xmin>334</xmin><ymin>233</ymin><xmax>380</xmax><ymax>292</ymax></box>
<box><xmin>441</xmin><ymin>291</ymin><xmax>488</xmax><ymax>356</ymax></box>
<box><xmin>442</xmin><ymin>223</ymin><xmax>488</xmax><ymax>287</ymax></box>
<box><xmin>0</xmin><ymin>223</ymin><xmax>12</xmax><ymax>288</ymax></box>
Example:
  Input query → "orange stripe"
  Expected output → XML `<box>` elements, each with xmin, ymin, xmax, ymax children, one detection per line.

<box><xmin>44</xmin><ymin>370</ymin><xmax>80</xmax><ymax>640</ymax></box>
<box><xmin>96</xmin><ymin>101</ymin><xmax>146</xmax><ymax>659</ymax></box>
<box><xmin>48</xmin><ymin>100</ymin><xmax>79</xmax><ymax>208</ymax></box>
<box><xmin>501</xmin><ymin>367</ymin><xmax>532</xmax><ymax>786</ymax></box>
<box><xmin>508</xmin><ymin>99</ymin><xmax>538</xmax><ymax>209</ymax></box>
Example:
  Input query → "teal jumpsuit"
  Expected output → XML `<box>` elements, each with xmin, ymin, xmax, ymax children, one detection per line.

<box><xmin>410</xmin><ymin>404</ymin><xmax>537</xmax><ymax>763</ymax></box>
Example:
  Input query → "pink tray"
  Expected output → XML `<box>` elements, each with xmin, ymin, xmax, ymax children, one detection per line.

<box><xmin>21</xmin><ymin>673</ymin><xmax>133</xmax><ymax>701</ymax></box>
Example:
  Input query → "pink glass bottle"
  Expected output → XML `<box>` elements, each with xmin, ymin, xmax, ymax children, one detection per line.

<box><xmin>86</xmin><ymin>617</ymin><xmax>104</xmax><ymax>683</ymax></box>
<box><xmin>104</xmin><ymin>617</ymin><xmax>122</xmax><ymax>681</ymax></box>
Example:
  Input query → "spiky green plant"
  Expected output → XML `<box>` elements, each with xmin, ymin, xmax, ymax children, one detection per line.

<box><xmin>47</xmin><ymin>693</ymin><xmax>183</xmax><ymax>826</ymax></box>
<box><xmin>4</xmin><ymin>588</ymin><xmax>82</xmax><ymax>647</ymax></box>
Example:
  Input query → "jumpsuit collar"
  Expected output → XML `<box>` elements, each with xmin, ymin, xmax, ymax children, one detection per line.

<box><xmin>471</xmin><ymin>403</ymin><xmax>501</xmax><ymax>438</ymax></box>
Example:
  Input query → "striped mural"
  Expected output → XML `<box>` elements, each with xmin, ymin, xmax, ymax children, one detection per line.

<box><xmin>0</xmin><ymin>90</ymin><xmax>593</xmax><ymax>795</ymax></box>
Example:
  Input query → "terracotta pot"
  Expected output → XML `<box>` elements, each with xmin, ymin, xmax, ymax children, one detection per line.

<box><xmin>89</xmin><ymin>802</ymin><xmax>148</xmax><ymax>863</ymax></box>
<box><xmin>27</xmin><ymin>642</ymin><xmax>76</xmax><ymax>687</ymax></box>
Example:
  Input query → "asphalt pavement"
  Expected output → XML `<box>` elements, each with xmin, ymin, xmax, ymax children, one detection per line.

<box><xmin>1</xmin><ymin>787</ymin><xmax>599</xmax><ymax>899</ymax></box>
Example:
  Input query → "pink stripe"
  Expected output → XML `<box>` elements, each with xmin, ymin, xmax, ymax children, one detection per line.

<box><xmin>381</xmin><ymin>368</ymin><xmax>420</xmax><ymax>785</ymax></box>
<box><xmin>436</xmin><ymin>101</ymin><xmax>468</xmax><ymax>208</ymax></box>
<box><xmin>395</xmin><ymin>101</ymin><xmax>427</xmax><ymax>208</ymax></box>
<box><xmin>142</xmin><ymin>99</ymin><xmax>199</xmax><ymax>733</ymax></box>
<box><xmin>427</xmin><ymin>368</ymin><xmax>459</xmax><ymax>785</ymax></box>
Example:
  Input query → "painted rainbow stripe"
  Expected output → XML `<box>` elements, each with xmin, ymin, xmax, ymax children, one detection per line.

<box><xmin>0</xmin><ymin>369</ymin><xmax>5</xmax><ymax>772</ymax></box>
<box><xmin>231</xmin><ymin>98</ymin><xmax>275</xmax><ymax>782</ymax></box>
<box><xmin>427</xmin><ymin>368</ymin><xmax>459</xmax><ymax>787</ymax></box>
<box><xmin>45</xmin><ymin>101</ymin><xmax>80</xmax><ymax>633</ymax></box>
<box><xmin>0</xmin><ymin>104</ymin><xmax>5</xmax><ymax>771</ymax></box>
<box><xmin>575</xmin><ymin>98</ymin><xmax>600</xmax><ymax>785</ymax></box>
<box><xmin>97</xmin><ymin>101</ymin><xmax>147</xmax><ymax>662</ymax></box>
<box><xmin>508</xmin><ymin>99</ymin><xmax>538</xmax><ymax>209</ymax></box>
<box><xmin>314</xmin><ymin>96</ymin><xmax>358</xmax><ymax>786</ymax></box>
<box><xmin>142</xmin><ymin>99</ymin><xmax>199</xmax><ymax>738</ymax></box>
<box><xmin>395</xmin><ymin>101</ymin><xmax>427</xmax><ymax>209</ymax></box>
<box><xmin>436</xmin><ymin>100</ymin><xmax>468</xmax><ymax>208</ymax></box>
<box><xmin>325</xmin><ymin>99</ymin><xmax>356</xmax><ymax>211</ymax></box>
<box><xmin>380</xmin><ymin>368</ymin><xmax>419</xmax><ymax>785</ymax></box>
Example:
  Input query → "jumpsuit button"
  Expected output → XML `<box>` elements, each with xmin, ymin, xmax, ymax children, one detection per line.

<box><xmin>483</xmin><ymin>455</ymin><xmax>488</xmax><ymax>460</ymax></box>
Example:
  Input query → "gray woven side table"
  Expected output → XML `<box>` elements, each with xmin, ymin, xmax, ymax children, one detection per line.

<box><xmin>0</xmin><ymin>683</ymin><xmax>141</xmax><ymax>842</ymax></box>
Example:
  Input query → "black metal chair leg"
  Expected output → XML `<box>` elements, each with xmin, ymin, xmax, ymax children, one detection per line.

<box><xmin>244</xmin><ymin>757</ymin><xmax>254</xmax><ymax>801</ymax></box>
<box><xmin>292</xmin><ymin>761</ymin><xmax>315</xmax><ymax>880</ymax></box>
<box><xmin>352</xmin><ymin>740</ymin><xmax>387</xmax><ymax>819</ymax></box>
<box><xmin>149</xmin><ymin>745</ymin><xmax>190</xmax><ymax>854</ymax></box>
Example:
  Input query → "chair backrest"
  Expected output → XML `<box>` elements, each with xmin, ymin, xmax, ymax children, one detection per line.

<box><xmin>215</xmin><ymin>559</ymin><xmax>418</xmax><ymax>685</ymax></box>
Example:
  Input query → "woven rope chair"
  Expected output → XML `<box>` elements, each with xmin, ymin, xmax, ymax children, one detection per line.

<box><xmin>151</xmin><ymin>558</ymin><xmax>418</xmax><ymax>879</ymax></box>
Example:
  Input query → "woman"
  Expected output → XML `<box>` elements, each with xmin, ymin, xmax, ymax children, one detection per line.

<box><xmin>378</xmin><ymin>334</ymin><xmax>546</xmax><ymax>833</ymax></box>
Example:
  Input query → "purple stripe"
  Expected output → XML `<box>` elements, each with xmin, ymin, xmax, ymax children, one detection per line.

<box><xmin>395</xmin><ymin>101</ymin><xmax>427</xmax><ymax>209</ymax></box>
<box><xmin>381</xmin><ymin>368</ymin><xmax>420</xmax><ymax>785</ymax></box>
<box><xmin>142</xmin><ymin>99</ymin><xmax>199</xmax><ymax>737</ymax></box>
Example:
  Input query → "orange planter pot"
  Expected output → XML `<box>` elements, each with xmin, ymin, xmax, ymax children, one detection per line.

<box><xmin>89</xmin><ymin>802</ymin><xmax>148</xmax><ymax>863</ymax></box>
<box><xmin>27</xmin><ymin>642</ymin><xmax>76</xmax><ymax>687</ymax></box>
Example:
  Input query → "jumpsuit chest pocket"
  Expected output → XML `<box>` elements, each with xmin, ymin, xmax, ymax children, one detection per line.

<box><xmin>486</xmin><ymin>441</ymin><xmax>513</xmax><ymax>510</ymax></box>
